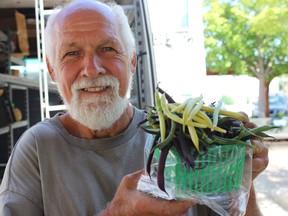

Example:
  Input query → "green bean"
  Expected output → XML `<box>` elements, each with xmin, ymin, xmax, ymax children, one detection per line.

<box><xmin>212</xmin><ymin>101</ymin><xmax>222</xmax><ymax>129</ymax></box>
<box><xmin>213</xmin><ymin>135</ymin><xmax>254</xmax><ymax>148</ymax></box>
<box><xmin>139</xmin><ymin>125</ymin><xmax>160</xmax><ymax>135</ymax></box>
<box><xmin>138</xmin><ymin>87</ymin><xmax>279</xmax><ymax>194</ymax></box>
<box><xmin>155</xmin><ymin>89</ymin><xmax>166</xmax><ymax>142</ymax></box>
<box><xmin>235</xmin><ymin>125</ymin><xmax>279</xmax><ymax>140</ymax></box>
<box><xmin>153</xmin><ymin>119</ymin><xmax>176</xmax><ymax>150</ymax></box>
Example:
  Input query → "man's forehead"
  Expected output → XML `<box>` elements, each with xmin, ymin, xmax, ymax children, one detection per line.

<box><xmin>59</xmin><ymin>10</ymin><xmax>114</xmax><ymax>28</ymax></box>
<box><xmin>57</xmin><ymin>1</ymin><xmax>115</xmax><ymax>25</ymax></box>
<box><xmin>58</xmin><ymin>37</ymin><xmax>121</xmax><ymax>47</ymax></box>
<box><xmin>54</xmin><ymin>9</ymin><xmax>118</xmax><ymax>41</ymax></box>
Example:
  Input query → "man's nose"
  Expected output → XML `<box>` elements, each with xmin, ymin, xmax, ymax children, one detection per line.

<box><xmin>82</xmin><ymin>54</ymin><xmax>105</xmax><ymax>78</ymax></box>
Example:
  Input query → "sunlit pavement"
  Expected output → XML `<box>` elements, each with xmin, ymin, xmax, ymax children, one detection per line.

<box><xmin>252</xmin><ymin>118</ymin><xmax>288</xmax><ymax>215</ymax></box>
<box><xmin>254</xmin><ymin>142</ymin><xmax>288</xmax><ymax>216</ymax></box>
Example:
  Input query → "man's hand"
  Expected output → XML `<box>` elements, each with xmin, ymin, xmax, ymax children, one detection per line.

<box><xmin>242</xmin><ymin>117</ymin><xmax>269</xmax><ymax>180</ymax></box>
<box><xmin>100</xmin><ymin>170</ymin><xmax>196</xmax><ymax>216</ymax></box>
<box><xmin>250</xmin><ymin>137</ymin><xmax>269</xmax><ymax>180</ymax></box>
<box><xmin>240</xmin><ymin>112</ymin><xmax>268</xmax><ymax>216</ymax></box>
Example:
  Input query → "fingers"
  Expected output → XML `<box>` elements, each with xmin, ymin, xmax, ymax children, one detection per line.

<box><xmin>128</xmin><ymin>170</ymin><xmax>196</xmax><ymax>215</ymax></box>
<box><xmin>238</xmin><ymin>111</ymin><xmax>249</xmax><ymax>123</ymax></box>
<box><xmin>137</xmin><ymin>196</ymin><xmax>195</xmax><ymax>216</ymax></box>
<box><xmin>239</xmin><ymin>114</ymin><xmax>269</xmax><ymax>180</ymax></box>
<box><xmin>122</xmin><ymin>169</ymin><xmax>145</xmax><ymax>190</ymax></box>
<box><xmin>118</xmin><ymin>169</ymin><xmax>196</xmax><ymax>216</ymax></box>
<box><xmin>250</xmin><ymin>138</ymin><xmax>269</xmax><ymax>179</ymax></box>
<box><xmin>244</xmin><ymin>121</ymin><xmax>257</xmax><ymax>129</ymax></box>
<box><xmin>238</xmin><ymin>111</ymin><xmax>248</xmax><ymax>119</ymax></box>
<box><xmin>251</xmin><ymin>138</ymin><xmax>266</xmax><ymax>155</ymax></box>
<box><xmin>155</xmin><ymin>199</ymin><xmax>195</xmax><ymax>216</ymax></box>
<box><xmin>104</xmin><ymin>170</ymin><xmax>145</xmax><ymax>215</ymax></box>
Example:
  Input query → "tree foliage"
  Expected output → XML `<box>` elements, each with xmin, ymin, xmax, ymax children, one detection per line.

<box><xmin>203</xmin><ymin>0</ymin><xmax>288</xmax><ymax>117</ymax></box>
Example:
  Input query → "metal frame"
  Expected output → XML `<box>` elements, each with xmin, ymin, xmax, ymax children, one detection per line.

<box><xmin>35</xmin><ymin>0</ymin><xmax>47</xmax><ymax>120</ymax></box>
<box><xmin>35</xmin><ymin>0</ymin><xmax>66</xmax><ymax>120</ymax></box>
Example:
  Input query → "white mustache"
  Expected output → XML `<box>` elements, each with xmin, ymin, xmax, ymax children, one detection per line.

<box><xmin>72</xmin><ymin>76</ymin><xmax>119</xmax><ymax>91</ymax></box>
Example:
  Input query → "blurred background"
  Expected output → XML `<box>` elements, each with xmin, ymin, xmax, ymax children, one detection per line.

<box><xmin>147</xmin><ymin>1</ymin><xmax>288</xmax><ymax>215</ymax></box>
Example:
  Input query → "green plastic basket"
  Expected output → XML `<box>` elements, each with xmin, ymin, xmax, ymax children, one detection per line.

<box><xmin>154</xmin><ymin>144</ymin><xmax>246</xmax><ymax>195</ymax></box>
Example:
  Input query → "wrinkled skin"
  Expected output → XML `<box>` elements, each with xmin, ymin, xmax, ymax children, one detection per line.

<box><xmin>101</xmin><ymin>170</ymin><xmax>196</xmax><ymax>216</ymax></box>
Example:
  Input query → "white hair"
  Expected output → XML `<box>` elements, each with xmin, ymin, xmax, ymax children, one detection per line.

<box><xmin>45</xmin><ymin>0</ymin><xmax>136</xmax><ymax>67</ymax></box>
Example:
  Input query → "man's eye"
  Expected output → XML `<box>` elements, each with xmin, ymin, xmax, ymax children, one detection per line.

<box><xmin>98</xmin><ymin>47</ymin><xmax>119</xmax><ymax>58</ymax></box>
<box><xmin>101</xmin><ymin>47</ymin><xmax>116</xmax><ymax>52</ymax></box>
<box><xmin>65</xmin><ymin>51</ymin><xmax>79</xmax><ymax>57</ymax></box>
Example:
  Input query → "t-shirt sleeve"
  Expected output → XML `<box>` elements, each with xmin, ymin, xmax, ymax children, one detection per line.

<box><xmin>0</xmin><ymin>127</ymin><xmax>44</xmax><ymax>215</ymax></box>
<box><xmin>0</xmin><ymin>191</ymin><xmax>43</xmax><ymax>216</ymax></box>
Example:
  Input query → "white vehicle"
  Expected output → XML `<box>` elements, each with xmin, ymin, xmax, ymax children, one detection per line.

<box><xmin>252</xmin><ymin>94</ymin><xmax>288</xmax><ymax>118</ymax></box>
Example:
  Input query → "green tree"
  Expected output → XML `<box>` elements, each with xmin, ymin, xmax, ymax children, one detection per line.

<box><xmin>203</xmin><ymin>0</ymin><xmax>288</xmax><ymax>117</ymax></box>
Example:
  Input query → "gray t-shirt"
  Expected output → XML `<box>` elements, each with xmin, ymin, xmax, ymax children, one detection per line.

<box><xmin>0</xmin><ymin>107</ymin><xmax>149</xmax><ymax>215</ymax></box>
<box><xmin>0</xmin><ymin>107</ymin><xmax>201</xmax><ymax>216</ymax></box>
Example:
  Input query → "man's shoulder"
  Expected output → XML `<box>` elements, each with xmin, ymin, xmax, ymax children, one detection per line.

<box><xmin>31</xmin><ymin>112</ymin><xmax>62</xmax><ymax>132</ymax></box>
<box><xmin>14</xmin><ymin>113</ymin><xmax>62</xmax><ymax>145</ymax></box>
<box><xmin>131</xmin><ymin>106</ymin><xmax>146</xmax><ymax>124</ymax></box>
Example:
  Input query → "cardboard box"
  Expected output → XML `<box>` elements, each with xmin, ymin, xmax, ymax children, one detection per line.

<box><xmin>15</xmin><ymin>11</ymin><xmax>29</xmax><ymax>55</ymax></box>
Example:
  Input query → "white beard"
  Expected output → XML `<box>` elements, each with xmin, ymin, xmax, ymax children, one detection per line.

<box><xmin>58</xmin><ymin>75</ymin><xmax>130</xmax><ymax>131</ymax></box>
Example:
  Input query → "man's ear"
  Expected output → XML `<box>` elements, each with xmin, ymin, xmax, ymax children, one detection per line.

<box><xmin>130</xmin><ymin>52</ymin><xmax>137</xmax><ymax>75</ymax></box>
<box><xmin>46</xmin><ymin>57</ymin><xmax>56</xmax><ymax>82</ymax></box>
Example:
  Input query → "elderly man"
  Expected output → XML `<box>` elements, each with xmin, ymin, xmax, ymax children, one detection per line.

<box><xmin>0</xmin><ymin>0</ymin><xmax>268</xmax><ymax>215</ymax></box>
